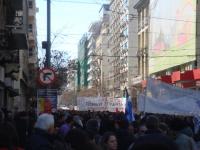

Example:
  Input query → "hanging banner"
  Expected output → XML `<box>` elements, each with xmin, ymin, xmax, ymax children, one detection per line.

<box><xmin>37</xmin><ymin>89</ymin><xmax>57</xmax><ymax>114</ymax></box>
<box><xmin>138</xmin><ymin>78</ymin><xmax>200</xmax><ymax>116</ymax></box>
<box><xmin>77</xmin><ymin>97</ymin><xmax>126</xmax><ymax>112</ymax></box>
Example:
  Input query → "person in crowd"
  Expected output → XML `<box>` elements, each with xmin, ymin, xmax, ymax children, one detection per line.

<box><xmin>130</xmin><ymin>132</ymin><xmax>178</xmax><ymax>150</ymax></box>
<box><xmin>73</xmin><ymin>115</ymin><xmax>83</xmax><ymax>129</ymax></box>
<box><xmin>100</xmin><ymin>132</ymin><xmax>118</xmax><ymax>150</ymax></box>
<box><xmin>115</xmin><ymin>119</ymin><xmax>134</xmax><ymax>150</ymax></box>
<box><xmin>134</xmin><ymin>124</ymin><xmax>147</xmax><ymax>139</ymax></box>
<box><xmin>86</xmin><ymin>118</ymin><xmax>101</xmax><ymax>144</ymax></box>
<box><xmin>0</xmin><ymin>119</ymin><xmax>23</xmax><ymax>150</ymax></box>
<box><xmin>0</xmin><ymin>110</ymin><xmax>4</xmax><ymax>123</ymax></box>
<box><xmin>14</xmin><ymin>111</ymin><xmax>30</xmax><ymax>148</ymax></box>
<box><xmin>58</xmin><ymin>115</ymin><xmax>74</xmax><ymax>138</ymax></box>
<box><xmin>173</xmin><ymin>118</ymin><xmax>197</xmax><ymax>150</ymax></box>
<box><xmin>25</xmin><ymin>113</ymin><xmax>55</xmax><ymax>150</ymax></box>
<box><xmin>65</xmin><ymin>128</ymin><xmax>101</xmax><ymax>150</ymax></box>
<box><xmin>127</xmin><ymin>122</ymin><xmax>135</xmax><ymax>136</ymax></box>
<box><xmin>159</xmin><ymin>122</ymin><xmax>170</xmax><ymax>135</ymax></box>
<box><xmin>145</xmin><ymin>115</ymin><xmax>161</xmax><ymax>134</ymax></box>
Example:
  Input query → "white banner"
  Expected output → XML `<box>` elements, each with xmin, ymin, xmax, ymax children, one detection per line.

<box><xmin>77</xmin><ymin>97</ymin><xmax>126</xmax><ymax>112</ymax></box>
<box><xmin>138</xmin><ymin>78</ymin><xmax>200</xmax><ymax>116</ymax></box>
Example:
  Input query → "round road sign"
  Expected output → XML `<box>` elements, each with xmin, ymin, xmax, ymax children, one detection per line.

<box><xmin>38</xmin><ymin>68</ymin><xmax>56</xmax><ymax>85</ymax></box>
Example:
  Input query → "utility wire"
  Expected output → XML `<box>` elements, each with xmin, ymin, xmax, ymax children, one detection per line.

<box><xmin>50</xmin><ymin>0</ymin><xmax>198</xmax><ymax>25</ymax></box>
<box><xmin>51</xmin><ymin>0</ymin><xmax>103</xmax><ymax>5</ymax></box>
<box><xmin>88</xmin><ymin>54</ymin><xmax>197</xmax><ymax>58</ymax></box>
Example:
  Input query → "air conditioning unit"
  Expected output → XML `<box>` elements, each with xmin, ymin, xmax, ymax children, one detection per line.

<box><xmin>0</xmin><ymin>66</ymin><xmax>5</xmax><ymax>82</ymax></box>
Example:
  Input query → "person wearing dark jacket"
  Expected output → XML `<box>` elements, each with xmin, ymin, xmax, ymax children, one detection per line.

<box><xmin>115</xmin><ymin>120</ymin><xmax>134</xmax><ymax>150</ymax></box>
<box><xmin>25</xmin><ymin>113</ymin><xmax>55</xmax><ymax>150</ymax></box>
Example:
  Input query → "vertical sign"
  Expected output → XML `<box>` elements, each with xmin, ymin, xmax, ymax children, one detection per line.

<box><xmin>37</xmin><ymin>89</ymin><xmax>57</xmax><ymax>114</ymax></box>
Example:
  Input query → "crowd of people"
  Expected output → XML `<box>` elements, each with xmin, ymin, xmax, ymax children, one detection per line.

<box><xmin>0</xmin><ymin>108</ymin><xmax>200</xmax><ymax>150</ymax></box>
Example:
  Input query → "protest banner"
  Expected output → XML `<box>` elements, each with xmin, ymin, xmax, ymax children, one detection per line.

<box><xmin>77</xmin><ymin>97</ymin><xmax>126</xmax><ymax>112</ymax></box>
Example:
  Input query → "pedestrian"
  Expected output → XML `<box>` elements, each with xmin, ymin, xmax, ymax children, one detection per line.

<box><xmin>86</xmin><ymin>118</ymin><xmax>101</xmax><ymax>144</ymax></box>
<box><xmin>130</xmin><ymin>133</ymin><xmax>178</xmax><ymax>150</ymax></box>
<box><xmin>25</xmin><ymin>113</ymin><xmax>55</xmax><ymax>150</ymax></box>
<box><xmin>58</xmin><ymin>115</ymin><xmax>73</xmax><ymax>138</ymax></box>
<box><xmin>145</xmin><ymin>115</ymin><xmax>161</xmax><ymax>134</ymax></box>
<box><xmin>100</xmin><ymin>132</ymin><xmax>118</xmax><ymax>150</ymax></box>
<box><xmin>0</xmin><ymin>121</ymin><xmax>23</xmax><ymax>150</ymax></box>
<box><xmin>65</xmin><ymin>128</ymin><xmax>101</xmax><ymax>150</ymax></box>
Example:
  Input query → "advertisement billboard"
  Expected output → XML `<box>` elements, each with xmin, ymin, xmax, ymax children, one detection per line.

<box><xmin>149</xmin><ymin>0</ymin><xmax>196</xmax><ymax>74</ymax></box>
<box><xmin>37</xmin><ymin>89</ymin><xmax>57</xmax><ymax>114</ymax></box>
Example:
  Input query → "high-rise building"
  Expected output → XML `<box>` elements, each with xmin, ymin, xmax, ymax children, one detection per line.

<box><xmin>134</xmin><ymin>0</ymin><xmax>197</xmax><ymax>79</ymax></box>
<box><xmin>77</xmin><ymin>34</ymin><xmax>89</xmax><ymax>90</ymax></box>
<box><xmin>98</xmin><ymin>4</ymin><xmax>111</xmax><ymax>96</ymax></box>
<box><xmin>109</xmin><ymin>0</ymin><xmax>138</xmax><ymax>97</ymax></box>
<box><xmin>0</xmin><ymin>0</ymin><xmax>38</xmax><ymax>110</ymax></box>
<box><xmin>87</xmin><ymin>21</ymin><xmax>102</xmax><ymax>90</ymax></box>
<box><xmin>27</xmin><ymin>0</ymin><xmax>38</xmax><ymax>108</ymax></box>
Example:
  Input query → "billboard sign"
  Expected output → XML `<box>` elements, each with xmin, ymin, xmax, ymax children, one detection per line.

<box><xmin>37</xmin><ymin>89</ymin><xmax>57</xmax><ymax>114</ymax></box>
<box><xmin>149</xmin><ymin>0</ymin><xmax>196</xmax><ymax>74</ymax></box>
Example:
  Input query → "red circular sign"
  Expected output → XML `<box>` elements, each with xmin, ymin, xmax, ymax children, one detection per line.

<box><xmin>38</xmin><ymin>68</ymin><xmax>56</xmax><ymax>85</ymax></box>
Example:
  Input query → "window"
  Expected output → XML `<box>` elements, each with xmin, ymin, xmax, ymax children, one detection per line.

<box><xmin>29</xmin><ymin>48</ymin><xmax>33</xmax><ymax>56</ymax></box>
<box><xmin>122</xmin><ymin>28</ymin><xmax>128</xmax><ymax>37</ymax></box>
<box><xmin>28</xmin><ymin>24</ymin><xmax>33</xmax><ymax>32</ymax></box>
<box><xmin>28</xmin><ymin>1</ymin><xmax>33</xmax><ymax>9</ymax></box>
<box><xmin>123</xmin><ymin>0</ymin><xmax>128</xmax><ymax>7</ymax></box>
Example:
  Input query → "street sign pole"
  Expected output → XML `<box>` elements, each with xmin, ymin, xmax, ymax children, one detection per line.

<box><xmin>46</xmin><ymin>0</ymin><xmax>51</xmax><ymax>67</ymax></box>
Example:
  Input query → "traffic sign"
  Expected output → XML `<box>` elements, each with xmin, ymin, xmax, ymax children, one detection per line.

<box><xmin>38</xmin><ymin>68</ymin><xmax>56</xmax><ymax>85</ymax></box>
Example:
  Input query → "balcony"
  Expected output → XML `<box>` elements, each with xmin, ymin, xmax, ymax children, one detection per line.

<box><xmin>28</xmin><ymin>7</ymin><xmax>38</xmax><ymax>18</ymax></box>
<box><xmin>28</xmin><ymin>55</ymin><xmax>37</xmax><ymax>64</ymax></box>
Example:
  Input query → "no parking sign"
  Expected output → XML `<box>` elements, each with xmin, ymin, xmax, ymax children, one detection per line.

<box><xmin>38</xmin><ymin>68</ymin><xmax>56</xmax><ymax>85</ymax></box>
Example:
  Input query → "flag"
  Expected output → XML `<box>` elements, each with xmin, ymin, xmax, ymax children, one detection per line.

<box><xmin>124</xmin><ymin>87</ymin><xmax>135</xmax><ymax>123</ymax></box>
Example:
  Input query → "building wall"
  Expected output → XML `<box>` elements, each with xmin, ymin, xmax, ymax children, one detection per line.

<box><xmin>135</xmin><ymin>0</ymin><xmax>197</xmax><ymax>80</ymax></box>
<box><xmin>78</xmin><ymin>35</ymin><xmax>88</xmax><ymax>89</ymax></box>
<box><xmin>197</xmin><ymin>0</ymin><xmax>200</xmax><ymax>68</ymax></box>
<box><xmin>87</xmin><ymin>22</ymin><xmax>101</xmax><ymax>89</ymax></box>
<box><xmin>0</xmin><ymin>0</ymin><xmax>31</xmax><ymax>111</ymax></box>
<box><xmin>108</xmin><ymin>0</ymin><xmax>139</xmax><ymax>97</ymax></box>
<box><xmin>0</xmin><ymin>0</ymin><xmax>38</xmax><ymax>111</ymax></box>
<box><xmin>109</xmin><ymin>0</ymin><xmax>124</xmax><ymax>97</ymax></box>
<box><xmin>128</xmin><ymin>0</ymin><xmax>139</xmax><ymax>88</ymax></box>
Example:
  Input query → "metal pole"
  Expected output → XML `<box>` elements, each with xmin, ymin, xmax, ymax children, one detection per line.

<box><xmin>46</xmin><ymin>0</ymin><xmax>51</xmax><ymax>67</ymax></box>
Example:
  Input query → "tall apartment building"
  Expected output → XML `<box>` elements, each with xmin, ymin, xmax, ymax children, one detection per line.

<box><xmin>98</xmin><ymin>4</ymin><xmax>111</xmax><ymax>96</ymax></box>
<box><xmin>87</xmin><ymin>21</ymin><xmax>101</xmax><ymax>90</ymax></box>
<box><xmin>134</xmin><ymin>0</ymin><xmax>197</xmax><ymax>80</ymax></box>
<box><xmin>27</xmin><ymin>0</ymin><xmax>38</xmax><ymax>108</ymax></box>
<box><xmin>14</xmin><ymin>0</ymin><xmax>38</xmax><ymax>110</ymax></box>
<box><xmin>0</xmin><ymin>0</ymin><xmax>30</xmax><ymax>110</ymax></box>
<box><xmin>109</xmin><ymin>0</ymin><xmax>138</xmax><ymax>97</ymax></box>
<box><xmin>77</xmin><ymin>34</ymin><xmax>89</xmax><ymax>90</ymax></box>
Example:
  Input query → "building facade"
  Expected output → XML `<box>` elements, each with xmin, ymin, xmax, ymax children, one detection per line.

<box><xmin>0</xmin><ymin>0</ymin><xmax>38</xmax><ymax>111</ymax></box>
<box><xmin>134</xmin><ymin>0</ymin><xmax>197</xmax><ymax>80</ymax></box>
<box><xmin>77</xmin><ymin>34</ymin><xmax>89</xmax><ymax>90</ymax></box>
<box><xmin>108</xmin><ymin>0</ymin><xmax>138</xmax><ymax>97</ymax></box>
<box><xmin>98</xmin><ymin>4</ymin><xmax>111</xmax><ymax>96</ymax></box>
<box><xmin>87</xmin><ymin>21</ymin><xmax>102</xmax><ymax>90</ymax></box>
<box><xmin>27</xmin><ymin>0</ymin><xmax>38</xmax><ymax>109</ymax></box>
